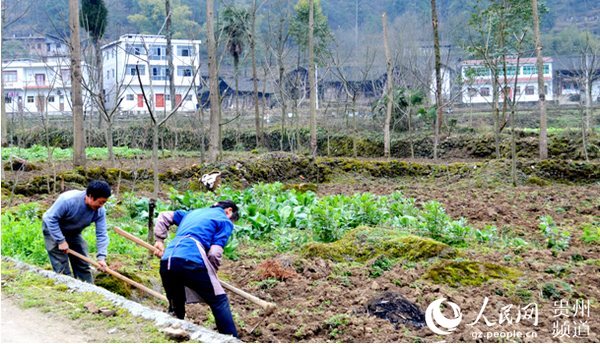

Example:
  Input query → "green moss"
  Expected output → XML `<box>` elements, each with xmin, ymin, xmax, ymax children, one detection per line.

<box><xmin>302</xmin><ymin>226</ymin><xmax>456</xmax><ymax>262</ymax></box>
<box><xmin>423</xmin><ymin>260</ymin><xmax>521</xmax><ymax>287</ymax></box>
<box><xmin>94</xmin><ymin>274</ymin><xmax>132</xmax><ymax>298</ymax></box>
<box><xmin>526</xmin><ymin>175</ymin><xmax>550</xmax><ymax>186</ymax></box>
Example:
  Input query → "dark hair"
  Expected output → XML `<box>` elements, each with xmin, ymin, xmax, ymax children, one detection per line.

<box><xmin>211</xmin><ymin>200</ymin><xmax>239</xmax><ymax>222</ymax></box>
<box><xmin>86</xmin><ymin>180</ymin><xmax>112</xmax><ymax>199</ymax></box>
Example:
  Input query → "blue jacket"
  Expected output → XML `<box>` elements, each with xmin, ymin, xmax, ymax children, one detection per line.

<box><xmin>162</xmin><ymin>207</ymin><xmax>234</xmax><ymax>267</ymax></box>
<box><xmin>42</xmin><ymin>190</ymin><xmax>109</xmax><ymax>259</ymax></box>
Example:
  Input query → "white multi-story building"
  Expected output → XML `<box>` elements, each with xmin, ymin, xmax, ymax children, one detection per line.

<box><xmin>101</xmin><ymin>34</ymin><xmax>202</xmax><ymax>113</ymax></box>
<box><xmin>2</xmin><ymin>57</ymin><xmax>90</xmax><ymax>114</ymax></box>
<box><xmin>460</xmin><ymin>57</ymin><xmax>554</xmax><ymax>104</ymax></box>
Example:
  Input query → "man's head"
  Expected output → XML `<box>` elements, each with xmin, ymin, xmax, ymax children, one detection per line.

<box><xmin>211</xmin><ymin>200</ymin><xmax>239</xmax><ymax>222</ymax></box>
<box><xmin>85</xmin><ymin>180</ymin><xmax>112</xmax><ymax>210</ymax></box>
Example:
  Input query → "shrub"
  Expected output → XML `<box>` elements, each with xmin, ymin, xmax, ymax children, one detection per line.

<box><xmin>539</xmin><ymin>215</ymin><xmax>570</xmax><ymax>252</ymax></box>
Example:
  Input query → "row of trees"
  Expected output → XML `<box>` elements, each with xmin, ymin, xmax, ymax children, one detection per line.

<box><xmin>3</xmin><ymin>0</ymin><xmax>598</xmax><ymax>188</ymax></box>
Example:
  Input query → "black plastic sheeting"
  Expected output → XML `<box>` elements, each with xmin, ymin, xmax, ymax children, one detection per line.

<box><xmin>366</xmin><ymin>291</ymin><xmax>426</xmax><ymax>328</ymax></box>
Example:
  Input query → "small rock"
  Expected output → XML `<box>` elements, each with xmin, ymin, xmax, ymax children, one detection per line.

<box><xmin>99</xmin><ymin>308</ymin><xmax>116</xmax><ymax>317</ymax></box>
<box><xmin>107</xmin><ymin>328</ymin><xmax>118</xmax><ymax>334</ymax></box>
<box><xmin>365</xmin><ymin>327</ymin><xmax>373</xmax><ymax>333</ymax></box>
<box><xmin>371</xmin><ymin>281</ymin><xmax>380</xmax><ymax>290</ymax></box>
<box><xmin>84</xmin><ymin>302</ymin><xmax>100</xmax><ymax>314</ymax></box>
<box><xmin>161</xmin><ymin>327</ymin><xmax>190</xmax><ymax>341</ymax></box>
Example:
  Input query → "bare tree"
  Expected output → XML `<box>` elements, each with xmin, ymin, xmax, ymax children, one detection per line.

<box><xmin>69</xmin><ymin>0</ymin><xmax>86</xmax><ymax>167</ymax></box>
<box><xmin>206</xmin><ymin>0</ymin><xmax>220</xmax><ymax>162</ymax></box>
<box><xmin>308</xmin><ymin>0</ymin><xmax>317</xmax><ymax>158</ymax></box>
<box><xmin>165</xmin><ymin>0</ymin><xmax>176</xmax><ymax>111</ymax></box>
<box><xmin>382</xmin><ymin>12</ymin><xmax>393</xmax><ymax>158</ymax></box>
<box><xmin>430</xmin><ymin>0</ymin><xmax>443</xmax><ymax>160</ymax></box>
<box><xmin>532</xmin><ymin>0</ymin><xmax>547</xmax><ymax>159</ymax></box>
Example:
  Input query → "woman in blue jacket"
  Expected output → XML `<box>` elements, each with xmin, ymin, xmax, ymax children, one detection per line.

<box><xmin>153</xmin><ymin>200</ymin><xmax>240</xmax><ymax>338</ymax></box>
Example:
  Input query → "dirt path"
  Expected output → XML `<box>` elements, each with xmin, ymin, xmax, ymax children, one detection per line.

<box><xmin>1</xmin><ymin>296</ymin><xmax>89</xmax><ymax>343</ymax></box>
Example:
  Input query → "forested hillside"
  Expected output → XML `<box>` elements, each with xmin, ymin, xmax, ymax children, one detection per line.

<box><xmin>3</xmin><ymin>0</ymin><xmax>599</xmax><ymax>49</ymax></box>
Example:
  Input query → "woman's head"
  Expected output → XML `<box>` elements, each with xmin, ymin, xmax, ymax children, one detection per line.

<box><xmin>211</xmin><ymin>200</ymin><xmax>239</xmax><ymax>222</ymax></box>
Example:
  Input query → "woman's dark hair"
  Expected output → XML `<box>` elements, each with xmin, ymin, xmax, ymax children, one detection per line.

<box><xmin>86</xmin><ymin>180</ymin><xmax>112</xmax><ymax>199</ymax></box>
<box><xmin>211</xmin><ymin>200</ymin><xmax>239</xmax><ymax>222</ymax></box>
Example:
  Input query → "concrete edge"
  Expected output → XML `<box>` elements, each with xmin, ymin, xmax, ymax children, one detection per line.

<box><xmin>2</xmin><ymin>256</ymin><xmax>241</xmax><ymax>343</ymax></box>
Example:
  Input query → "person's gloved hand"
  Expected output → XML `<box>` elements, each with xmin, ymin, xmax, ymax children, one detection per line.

<box><xmin>207</xmin><ymin>245</ymin><xmax>223</xmax><ymax>271</ymax></box>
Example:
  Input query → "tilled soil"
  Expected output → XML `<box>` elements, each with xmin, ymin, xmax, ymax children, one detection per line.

<box><xmin>3</xmin><ymin>158</ymin><xmax>599</xmax><ymax>342</ymax></box>
<box><xmin>185</xmin><ymin>177</ymin><xmax>599</xmax><ymax>343</ymax></box>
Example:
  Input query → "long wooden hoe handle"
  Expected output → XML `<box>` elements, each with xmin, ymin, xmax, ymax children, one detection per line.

<box><xmin>66</xmin><ymin>248</ymin><xmax>168</xmax><ymax>302</ymax></box>
<box><xmin>113</xmin><ymin>226</ymin><xmax>277</xmax><ymax>313</ymax></box>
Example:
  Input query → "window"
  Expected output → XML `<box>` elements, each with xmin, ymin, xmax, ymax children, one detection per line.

<box><xmin>127</xmin><ymin>64</ymin><xmax>146</xmax><ymax>76</ymax></box>
<box><xmin>48</xmin><ymin>95</ymin><xmax>55</xmax><ymax>102</ymax></box>
<box><xmin>27</xmin><ymin>96</ymin><xmax>34</xmax><ymax>103</ymax></box>
<box><xmin>525</xmin><ymin>86</ymin><xmax>535</xmax><ymax>95</ymax></box>
<box><xmin>126</xmin><ymin>44</ymin><xmax>144</xmax><ymax>55</ymax></box>
<box><xmin>5</xmin><ymin>96</ymin><xmax>12</xmax><ymax>104</ymax></box>
<box><xmin>149</xmin><ymin>45</ymin><xmax>166</xmax><ymax>60</ymax></box>
<box><xmin>165</xmin><ymin>94</ymin><xmax>171</xmax><ymax>101</ymax></box>
<box><xmin>151</xmin><ymin>66</ymin><xmax>168</xmax><ymax>80</ymax></box>
<box><xmin>505</xmin><ymin>66</ymin><xmax>518</xmax><ymax>76</ymax></box>
<box><xmin>522</xmin><ymin>65</ymin><xmax>536</xmax><ymax>75</ymax></box>
<box><xmin>3</xmin><ymin>71</ymin><xmax>17</xmax><ymax>82</ymax></box>
<box><xmin>61</xmin><ymin>69</ymin><xmax>70</xmax><ymax>84</ymax></box>
<box><xmin>543</xmin><ymin>64</ymin><xmax>550</xmax><ymax>75</ymax></box>
<box><xmin>515</xmin><ymin>86</ymin><xmax>521</xmax><ymax>95</ymax></box>
<box><xmin>480</xmin><ymin>87</ymin><xmax>490</xmax><ymax>96</ymax></box>
<box><xmin>185</xmin><ymin>94</ymin><xmax>192</xmax><ymax>101</ymax></box>
<box><xmin>35</xmin><ymin>74</ymin><xmax>46</xmax><ymax>86</ymax></box>
<box><xmin>177</xmin><ymin>45</ymin><xmax>192</xmax><ymax>57</ymax></box>
<box><xmin>177</xmin><ymin>66</ymin><xmax>193</xmax><ymax>77</ymax></box>
<box><xmin>126</xmin><ymin>94</ymin><xmax>134</xmax><ymax>101</ymax></box>
<box><xmin>544</xmin><ymin>85</ymin><xmax>548</xmax><ymax>94</ymax></box>
<box><xmin>107</xmin><ymin>70</ymin><xmax>110</xmax><ymax>79</ymax></box>
<box><xmin>467</xmin><ymin>87</ymin><xmax>477</xmax><ymax>97</ymax></box>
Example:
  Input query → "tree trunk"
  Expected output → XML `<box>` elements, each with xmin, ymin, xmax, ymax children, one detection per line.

<box><xmin>584</xmin><ymin>53</ymin><xmax>591</xmax><ymax>161</ymax></box>
<box><xmin>308</xmin><ymin>0</ymin><xmax>317</xmax><ymax>158</ymax></box>
<box><xmin>431</xmin><ymin>0</ymin><xmax>443</xmax><ymax>160</ymax></box>
<box><xmin>206</xmin><ymin>0</ymin><xmax>220</xmax><ymax>163</ymax></box>
<box><xmin>278</xmin><ymin>57</ymin><xmax>286</xmax><ymax>152</ymax></box>
<box><xmin>166</xmin><ymin>0</ymin><xmax>176</xmax><ymax>112</ymax></box>
<box><xmin>1</xmin><ymin>2</ymin><xmax>7</xmax><ymax>147</ymax></box>
<box><xmin>69</xmin><ymin>0</ymin><xmax>86</xmax><ymax>167</ymax></box>
<box><xmin>492</xmin><ymin>74</ymin><xmax>501</xmax><ymax>158</ymax></box>
<box><xmin>1</xmin><ymin>65</ymin><xmax>7</xmax><ymax>147</ymax></box>
<box><xmin>152</xmin><ymin>125</ymin><xmax>159</xmax><ymax>197</ymax></box>
<box><xmin>532</xmin><ymin>0</ymin><xmax>547</xmax><ymax>159</ymax></box>
<box><xmin>382</xmin><ymin>12</ymin><xmax>393</xmax><ymax>159</ymax></box>
<box><xmin>251</xmin><ymin>0</ymin><xmax>261</xmax><ymax>149</ymax></box>
<box><xmin>106</xmin><ymin>120</ymin><xmax>114</xmax><ymax>164</ymax></box>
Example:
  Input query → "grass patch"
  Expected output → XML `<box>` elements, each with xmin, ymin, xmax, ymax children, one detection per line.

<box><xmin>1</xmin><ymin>260</ymin><xmax>171</xmax><ymax>343</ymax></box>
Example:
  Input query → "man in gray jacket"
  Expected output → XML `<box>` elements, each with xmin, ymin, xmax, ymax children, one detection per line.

<box><xmin>42</xmin><ymin>180</ymin><xmax>111</xmax><ymax>283</ymax></box>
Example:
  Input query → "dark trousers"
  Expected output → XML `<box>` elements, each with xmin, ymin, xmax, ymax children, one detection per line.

<box><xmin>43</xmin><ymin>230</ymin><xmax>93</xmax><ymax>283</ymax></box>
<box><xmin>159</xmin><ymin>258</ymin><xmax>238</xmax><ymax>338</ymax></box>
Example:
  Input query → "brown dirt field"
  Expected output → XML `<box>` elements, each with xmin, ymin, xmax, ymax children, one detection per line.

<box><xmin>3</xmin><ymin>158</ymin><xmax>599</xmax><ymax>342</ymax></box>
<box><xmin>185</xmin><ymin>177</ymin><xmax>599</xmax><ymax>343</ymax></box>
